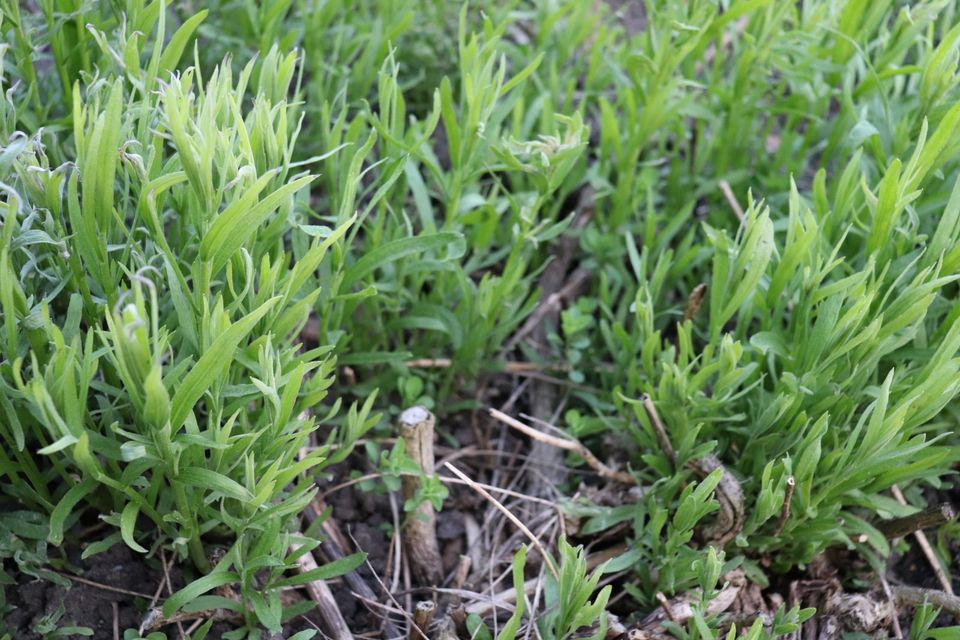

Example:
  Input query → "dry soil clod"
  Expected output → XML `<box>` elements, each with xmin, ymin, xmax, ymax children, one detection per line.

<box><xmin>398</xmin><ymin>406</ymin><xmax>444</xmax><ymax>587</ymax></box>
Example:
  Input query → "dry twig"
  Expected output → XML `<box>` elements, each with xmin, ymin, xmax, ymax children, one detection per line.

<box><xmin>889</xmin><ymin>485</ymin><xmax>954</xmax><ymax>595</ymax></box>
<box><xmin>878</xmin><ymin>502</ymin><xmax>955</xmax><ymax>540</ymax></box>
<box><xmin>53</xmin><ymin>571</ymin><xmax>153</xmax><ymax>599</ymax></box>
<box><xmin>641</xmin><ymin>396</ymin><xmax>677</xmax><ymax>467</ymax></box>
<box><xmin>304</xmin><ymin>503</ymin><xmax>403</xmax><ymax>639</ymax></box>
<box><xmin>291</xmin><ymin>541</ymin><xmax>353</xmax><ymax>640</ymax></box>
<box><xmin>892</xmin><ymin>585</ymin><xmax>960</xmax><ymax>620</ymax></box>
<box><xmin>656</xmin><ymin>593</ymin><xmax>677</xmax><ymax>623</ymax></box>
<box><xmin>502</xmin><ymin>267</ymin><xmax>592</xmax><ymax>354</ymax></box>
<box><xmin>160</xmin><ymin>548</ymin><xmax>187</xmax><ymax>640</ymax></box>
<box><xmin>879</xmin><ymin>574</ymin><xmax>904</xmax><ymax>639</ymax></box>
<box><xmin>488</xmin><ymin>408</ymin><xmax>635</xmax><ymax>485</ymax></box>
<box><xmin>772</xmin><ymin>476</ymin><xmax>795</xmax><ymax>537</ymax></box>
<box><xmin>640</xmin><ymin>571</ymin><xmax>745</xmax><ymax>633</ymax></box>
<box><xmin>142</xmin><ymin>608</ymin><xmax>237</xmax><ymax>633</ymax></box>
<box><xmin>347</xmin><ymin>528</ymin><xmax>426</xmax><ymax>640</ymax></box>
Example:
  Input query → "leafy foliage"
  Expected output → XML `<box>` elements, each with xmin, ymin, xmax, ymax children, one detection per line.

<box><xmin>2</xmin><ymin>0</ymin><xmax>960</xmax><ymax>637</ymax></box>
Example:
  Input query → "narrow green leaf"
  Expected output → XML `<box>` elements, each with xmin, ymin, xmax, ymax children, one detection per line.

<box><xmin>158</xmin><ymin>10</ymin><xmax>208</xmax><ymax>77</ymax></box>
<box><xmin>202</xmin><ymin>175</ymin><xmax>314</xmax><ymax>276</ymax></box>
<box><xmin>342</xmin><ymin>232</ymin><xmax>465</xmax><ymax>288</ymax></box>
<box><xmin>163</xmin><ymin>572</ymin><xmax>241</xmax><ymax>618</ymax></box>
<box><xmin>169</xmin><ymin>297</ymin><xmax>279</xmax><ymax>428</ymax></box>
<box><xmin>177</xmin><ymin>467</ymin><xmax>254</xmax><ymax>502</ymax></box>
<box><xmin>272</xmin><ymin>552</ymin><xmax>366</xmax><ymax>588</ymax></box>
<box><xmin>120</xmin><ymin>502</ymin><xmax>147</xmax><ymax>553</ymax></box>
<box><xmin>49</xmin><ymin>478</ymin><xmax>97</xmax><ymax>545</ymax></box>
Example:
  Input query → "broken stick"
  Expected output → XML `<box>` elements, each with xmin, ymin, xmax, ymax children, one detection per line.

<box><xmin>398</xmin><ymin>406</ymin><xmax>444</xmax><ymax>586</ymax></box>
<box><xmin>291</xmin><ymin>541</ymin><xmax>353</xmax><ymax>640</ymax></box>
<box><xmin>876</xmin><ymin>503</ymin><xmax>955</xmax><ymax>540</ymax></box>
<box><xmin>410</xmin><ymin>601</ymin><xmax>436</xmax><ymax>640</ymax></box>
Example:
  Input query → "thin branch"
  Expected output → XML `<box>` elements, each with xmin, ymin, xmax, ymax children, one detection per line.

<box><xmin>656</xmin><ymin>593</ymin><xmax>678</xmax><ymax>623</ymax></box>
<box><xmin>141</xmin><ymin>554</ymin><xmax>172</xmax><ymax>635</ymax></box>
<box><xmin>303</xmin><ymin>503</ymin><xmax>402</xmax><ymax>639</ymax></box>
<box><xmin>291</xmin><ymin>541</ymin><xmax>353</xmax><ymax>640</ymax></box>
<box><xmin>183</xmin><ymin>619</ymin><xmax>205</xmax><ymax>636</ymax></box>
<box><xmin>641</xmin><ymin>395</ymin><xmax>676</xmax><ymax>467</ymax></box>
<box><xmin>890</xmin><ymin>485</ymin><xmax>954</xmax><ymax>595</ymax></box>
<box><xmin>347</xmin><ymin>528</ymin><xmax>426</xmax><ymax>640</ymax></box>
<box><xmin>772</xmin><ymin>476</ymin><xmax>795</xmax><ymax>536</ymax></box>
<box><xmin>53</xmin><ymin>571</ymin><xmax>154</xmax><ymax>599</ymax></box>
<box><xmin>441</xmin><ymin>475</ymin><xmax>558</xmax><ymax>506</ymax></box>
<box><xmin>488</xmin><ymin>408</ymin><xmax>635</xmax><ymax>485</ymax></box>
<box><xmin>879</xmin><ymin>574</ymin><xmax>903</xmax><ymax>640</ymax></box>
<box><xmin>142</xmin><ymin>608</ymin><xmax>237</xmax><ymax>633</ymax></box>
<box><xmin>502</xmin><ymin>267</ymin><xmax>592</xmax><ymax>354</ymax></box>
<box><xmin>319</xmin><ymin>470</ymin><xmax>557</xmax><ymax>507</ymax></box>
<box><xmin>404</xmin><ymin>358</ymin><xmax>616</xmax><ymax>375</ymax></box>
<box><xmin>405</xmin><ymin>357</ymin><xmax>454</xmax><ymax>368</ymax></box>
<box><xmin>878</xmin><ymin>502</ymin><xmax>955</xmax><ymax>540</ymax></box>
<box><xmin>892</xmin><ymin>585</ymin><xmax>960</xmax><ymax>619</ymax></box>
<box><xmin>161</xmin><ymin>547</ymin><xmax>187</xmax><ymax>640</ymax></box>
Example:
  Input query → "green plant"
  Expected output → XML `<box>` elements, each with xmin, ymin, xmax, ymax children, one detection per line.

<box><xmin>465</xmin><ymin>540</ymin><xmax>610</xmax><ymax>640</ymax></box>
<box><xmin>29</xmin><ymin>603</ymin><xmax>92</xmax><ymax>639</ymax></box>
<box><xmin>908</xmin><ymin>603</ymin><xmax>960</xmax><ymax>640</ymax></box>
<box><xmin>0</xmin><ymin>510</ymin><xmax>68</xmax><ymax>635</ymax></box>
<box><xmin>539</xmin><ymin>538</ymin><xmax>611</xmax><ymax>640</ymax></box>
<box><xmin>0</xmin><ymin>4</ymin><xmax>371</xmax><ymax>635</ymax></box>
<box><xmin>4</xmin><ymin>0</ymin><xmax>960</xmax><ymax>636</ymax></box>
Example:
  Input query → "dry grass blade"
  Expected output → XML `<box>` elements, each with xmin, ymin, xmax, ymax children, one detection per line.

<box><xmin>444</xmin><ymin>462</ymin><xmax>559</xmax><ymax>580</ymax></box>
<box><xmin>682</xmin><ymin>284</ymin><xmax>707</xmax><ymax>322</ymax></box>
<box><xmin>718</xmin><ymin>179</ymin><xmax>745</xmax><ymax>222</ymax></box>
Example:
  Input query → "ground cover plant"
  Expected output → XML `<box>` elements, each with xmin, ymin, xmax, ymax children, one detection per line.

<box><xmin>2</xmin><ymin>0</ymin><xmax>960</xmax><ymax>638</ymax></box>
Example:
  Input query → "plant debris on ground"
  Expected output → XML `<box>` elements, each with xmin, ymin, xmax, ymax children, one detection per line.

<box><xmin>3</xmin><ymin>1</ymin><xmax>960</xmax><ymax>639</ymax></box>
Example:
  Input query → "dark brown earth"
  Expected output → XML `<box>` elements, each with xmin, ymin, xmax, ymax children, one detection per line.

<box><xmin>4</xmin><ymin>522</ymin><xmax>331</xmax><ymax>638</ymax></box>
<box><xmin>3</xmin><ymin>430</ymin><xmax>960</xmax><ymax>638</ymax></box>
<box><xmin>5</xmin><ymin>544</ymin><xmax>164</xmax><ymax>639</ymax></box>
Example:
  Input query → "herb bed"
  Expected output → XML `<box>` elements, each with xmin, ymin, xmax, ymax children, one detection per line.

<box><xmin>3</xmin><ymin>1</ymin><xmax>960</xmax><ymax>639</ymax></box>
